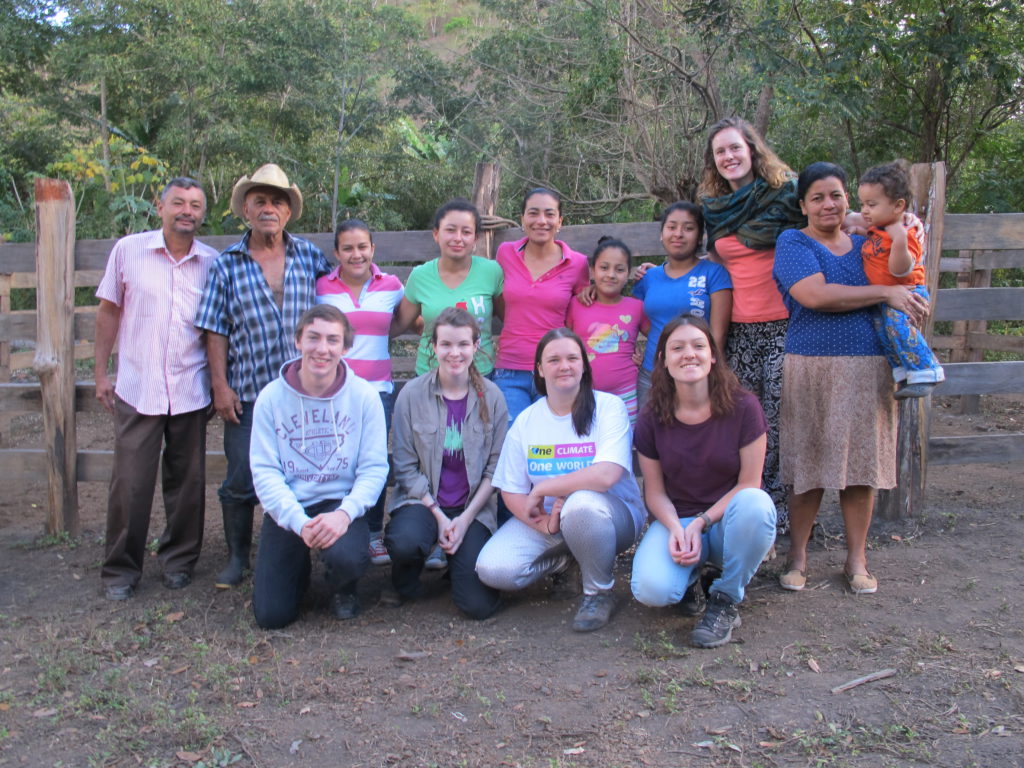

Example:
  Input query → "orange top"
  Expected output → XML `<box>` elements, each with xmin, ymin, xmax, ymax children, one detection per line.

<box><xmin>714</xmin><ymin>235</ymin><xmax>788</xmax><ymax>323</ymax></box>
<box><xmin>862</xmin><ymin>225</ymin><xmax>925</xmax><ymax>287</ymax></box>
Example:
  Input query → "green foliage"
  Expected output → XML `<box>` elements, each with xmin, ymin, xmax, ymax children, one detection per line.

<box><xmin>0</xmin><ymin>0</ymin><xmax>1021</xmax><ymax>240</ymax></box>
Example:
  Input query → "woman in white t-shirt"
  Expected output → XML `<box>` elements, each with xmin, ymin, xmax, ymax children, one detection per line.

<box><xmin>476</xmin><ymin>328</ymin><xmax>644</xmax><ymax>633</ymax></box>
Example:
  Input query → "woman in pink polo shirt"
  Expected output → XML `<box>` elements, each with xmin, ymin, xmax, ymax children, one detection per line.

<box><xmin>698</xmin><ymin>117</ymin><xmax>805</xmax><ymax>532</ymax></box>
<box><xmin>494</xmin><ymin>188</ymin><xmax>590</xmax><ymax>425</ymax></box>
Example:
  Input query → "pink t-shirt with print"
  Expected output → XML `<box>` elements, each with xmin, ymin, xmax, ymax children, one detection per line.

<box><xmin>567</xmin><ymin>296</ymin><xmax>645</xmax><ymax>396</ymax></box>
<box><xmin>496</xmin><ymin>237</ymin><xmax>590</xmax><ymax>370</ymax></box>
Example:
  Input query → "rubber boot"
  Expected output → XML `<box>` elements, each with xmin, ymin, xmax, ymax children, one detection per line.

<box><xmin>215</xmin><ymin>503</ymin><xmax>254</xmax><ymax>588</ymax></box>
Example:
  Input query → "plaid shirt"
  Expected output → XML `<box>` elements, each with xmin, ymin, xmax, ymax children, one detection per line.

<box><xmin>195</xmin><ymin>231</ymin><xmax>331</xmax><ymax>401</ymax></box>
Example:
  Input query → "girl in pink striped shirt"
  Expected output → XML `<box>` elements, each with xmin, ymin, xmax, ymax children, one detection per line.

<box><xmin>316</xmin><ymin>220</ymin><xmax>404</xmax><ymax>563</ymax></box>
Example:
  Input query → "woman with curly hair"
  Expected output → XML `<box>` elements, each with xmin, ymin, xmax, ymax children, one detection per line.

<box><xmin>699</xmin><ymin>117</ymin><xmax>805</xmax><ymax>531</ymax></box>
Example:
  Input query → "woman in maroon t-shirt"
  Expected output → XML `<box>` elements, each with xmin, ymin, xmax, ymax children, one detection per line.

<box><xmin>630</xmin><ymin>316</ymin><xmax>777</xmax><ymax>648</ymax></box>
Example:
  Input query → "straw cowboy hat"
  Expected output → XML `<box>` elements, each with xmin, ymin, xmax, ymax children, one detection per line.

<box><xmin>230</xmin><ymin>163</ymin><xmax>303</xmax><ymax>222</ymax></box>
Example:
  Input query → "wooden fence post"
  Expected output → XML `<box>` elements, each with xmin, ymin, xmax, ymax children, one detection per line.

<box><xmin>877</xmin><ymin>162</ymin><xmax>946</xmax><ymax>520</ymax></box>
<box><xmin>0</xmin><ymin>272</ymin><xmax>11</xmax><ymax>446</ymax></box>
<box><xmin>472</xmin><ymin>162</ymin><xmax>501</xmax><ymax>259</ymax></box>
<box><xmin>32</xmin><ymin>178</ymin><xmax>80</xmax><ymax>536</ymax></box>
<box><xmin>949</xmin><ymin>253</ymin><xmax>989</xmax><ymax>415</ymax></box>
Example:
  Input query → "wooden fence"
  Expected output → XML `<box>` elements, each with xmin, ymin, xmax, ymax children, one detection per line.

<box><xmin>1</xmin><ymin>163</ymin><xmax>1022</xmax><ymax>533</ymax></box>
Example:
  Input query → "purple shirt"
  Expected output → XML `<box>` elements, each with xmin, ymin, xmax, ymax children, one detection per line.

<box><xmin>436</xmin><ymin>394</ymin><xmax>470</xmax><ymax>508</ymax></box>
<box><xmin>634</xmin><ymin>391</ymin><xmax>766</xmax><ymax>517</ymax></box>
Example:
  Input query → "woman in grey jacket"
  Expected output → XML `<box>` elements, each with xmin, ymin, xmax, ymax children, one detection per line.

<box><xmin>385</xmin><ymin>307</ymin><xmax>509</xmax><ymax>618</ymax></box>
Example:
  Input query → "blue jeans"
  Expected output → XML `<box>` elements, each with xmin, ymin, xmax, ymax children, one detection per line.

<box><xmin>366</xmin><ymin>390</ymin><xmax>395</xmax><ymax>535</ymax></box>
<box><xmin>219</xmin><ymin>401</ymin><xmax>258</xmax><ymax>507</ymax></box>
<box><xmin>631</xmin><ymin>488</ymin><xmax>776</xmax><ymax>606</ymax></box>
<box><xmin>493</xmin><ymin>368</ymin><xmax>539</xmax><ymax>426</ymax></box>
<box><xmin>636</xmin><ymin>367</ymin><xmax>652</xmax><ymax>411</ymax></box>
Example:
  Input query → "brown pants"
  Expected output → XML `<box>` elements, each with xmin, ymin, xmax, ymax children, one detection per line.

<box><xmin>102</xmin><ymin>397</ymin><xmax>208</xmax><ymax>587</ymax></box>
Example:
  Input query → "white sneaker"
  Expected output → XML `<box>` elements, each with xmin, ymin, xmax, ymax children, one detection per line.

<box><xmin>368</xmin><ymin>533</ymin><xmax>390</xmax><ymax>565</ymax></box>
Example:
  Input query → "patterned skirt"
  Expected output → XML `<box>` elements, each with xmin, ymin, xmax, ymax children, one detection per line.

<box><xmin>780</xmin><ymin>355</ymin><xmax>897</xmax><ymax>494</ymax></box>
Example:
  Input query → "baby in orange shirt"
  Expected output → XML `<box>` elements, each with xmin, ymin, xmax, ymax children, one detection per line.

<box><xmin>849</xmin><ymin>162</ymin><xmax>944</xmax><ymax>399</ymax></box>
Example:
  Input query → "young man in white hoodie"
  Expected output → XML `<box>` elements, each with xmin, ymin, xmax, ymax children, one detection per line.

<box><xmin>249</xmin><ymin>305</ymin><xmax>388</xmax><ymax>628</ymax></box>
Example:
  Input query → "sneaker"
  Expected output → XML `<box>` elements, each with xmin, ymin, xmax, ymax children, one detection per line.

<box><xmin>571</xmin><ymin>591</ymin><xmax>617</xmax><ymax>632</ymax></box>
<box><xmin>424</xmin><ymin>544</ymin><xmax>447</xmax><ymax>571</ymax></box>
<box><xmin>379</xmin><ymin>583</ymin><xmax>424</xmax><ymax>607</ymax></box>
<box><xmin>894</xmin><ymin>382</ymin><xmax>936</xmax><ymax>400</ymax></box>
<box><xmin>330</xmin><ymin>592</ymin><xmax>360</xmax><ymax>620</ymax></box>
<box><xmin>691</xmin><ymin>591</ymin><xmax>741</xmax><ymax>648</ymax></box>
<box><xmin>678</xmin><ymin>578</ymin><xmax>706</xmax><ymax>617</ymax></box>
<box><xmin>368</xmin><ymin>533</ymin><xmax>390</xmax><ymax>565</ymax></box>
<box><xmin>549</xmin><ymin>558</ymin><xmax>582</xmax><ymax>600</ymax></box>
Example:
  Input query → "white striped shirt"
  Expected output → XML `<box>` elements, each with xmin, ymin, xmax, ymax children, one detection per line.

<box><xmin>97</xmin><ymin>229</ymin><xmax>218</xmax><ymax>415</ymax></box>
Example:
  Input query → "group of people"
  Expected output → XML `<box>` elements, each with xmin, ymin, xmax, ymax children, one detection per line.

<box><xmin>96</xmin><ymin>117</ymin><xmax>942</xmax><ymax>648</ymax></box>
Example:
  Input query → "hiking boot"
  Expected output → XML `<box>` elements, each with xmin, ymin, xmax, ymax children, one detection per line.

<box><xmin>368</xmin><ymin>533</ymin><xmax>391</xmax><ymax>566</ymax></box>
<box><xmin>424</xmin><ymin>543</ymin><xmax>447</xmax><ymax>571</ymax></box>
<box><xmin>571</xmin><ymin>591</ymin><xmax>617</xmax><ymax>632</ymax></box>
<box><xmin>678</xmin><ymin>577</ymin><xmax>706</xmax><ymax>617</ymax></box>
<box><xmin>691</xmin><ymin>591</ymin><xmax>741</xmax><ymax>648</ymax></box>
<box><xmin>330</xmin><ymin>592</ymin><xmax>361</xmax><ymax>620</ymax></box>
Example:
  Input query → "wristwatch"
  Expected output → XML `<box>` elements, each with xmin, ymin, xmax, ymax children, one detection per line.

<box><xmin>697</xmin><ymin>512</ymin><xmax>713</xmax><ymax>531</ymax></box>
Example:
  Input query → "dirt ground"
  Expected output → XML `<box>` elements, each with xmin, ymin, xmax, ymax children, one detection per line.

<box><xmin>0</xmin><ymin>396</ymin><xmax>1022</xmax><ymax>768</ymax></box>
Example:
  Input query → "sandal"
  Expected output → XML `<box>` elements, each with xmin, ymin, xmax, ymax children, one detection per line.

<box><xmin>844</xmin><ymin>569</ymin><xmax>878</xmax><ymax>595</ymax></box>
<box><xmin>779</xmin><ymin>564</ymin><xmax>806</xmax><ymax>592</ymax></box>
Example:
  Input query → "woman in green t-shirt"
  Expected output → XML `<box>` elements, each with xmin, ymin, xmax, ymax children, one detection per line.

<box><xmin>394</xmin><ymin>199</ymin><xmax>504</xmax><ymax>376</ymax></box>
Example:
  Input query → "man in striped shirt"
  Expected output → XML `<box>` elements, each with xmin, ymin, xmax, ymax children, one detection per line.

<box><xmin>96</xmin><ymin>177</ymin><xmax>218</xmax><ymax>601</ymax></box>
<box><xmin>195</xmin><ymin>164</ymin><xmax>331</xmax><ymax>588</ymax></box>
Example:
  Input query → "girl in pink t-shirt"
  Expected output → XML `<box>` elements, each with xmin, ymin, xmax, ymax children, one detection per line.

<box><xmin>567</xmin><ymin>236</ymin><xmax>648</xmax><ymax>423</ymax></box>
<box><xmin>494</xmin><ymin>188</ymin><xmax>590</xmax><ymax>425</ymax></box>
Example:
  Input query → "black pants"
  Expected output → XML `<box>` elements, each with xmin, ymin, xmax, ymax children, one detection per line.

<box><xmin>384</xmin><ymin>503</ymin><xmax>500</xmax><ymax>620</ymax></box>
<box><xmin>252</xmin><ymin>500</ymin><xmax>369</xmax><ymax>629</ymax></box>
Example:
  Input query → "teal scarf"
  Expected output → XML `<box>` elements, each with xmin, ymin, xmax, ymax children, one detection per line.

<box><xmin>702</xmin><ymin>177</ymin><xmax>805</xmax><ymax>251</ymax></box>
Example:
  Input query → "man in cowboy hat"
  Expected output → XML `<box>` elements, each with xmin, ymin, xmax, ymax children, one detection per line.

<box><xmin>196</xmin><ymin>163</ymin><xmax>331</xmax><ymax>588</ymax></box>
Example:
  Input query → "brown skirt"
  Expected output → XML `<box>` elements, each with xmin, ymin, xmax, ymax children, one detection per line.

<box><xmin>780</xmin><ymin>355</ymin><xmax>897</xmax><ymax>494</ymax></box>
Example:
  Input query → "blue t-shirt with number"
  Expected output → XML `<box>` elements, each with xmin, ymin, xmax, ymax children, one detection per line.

<box><xmin>633</xmin><ymin>259</ymin><xmax>732</xmax><ymax>372</ymax></box>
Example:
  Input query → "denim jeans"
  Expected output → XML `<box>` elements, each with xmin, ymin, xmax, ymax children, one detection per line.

<box><xmin>252</xmin><ymin>499</ymin><xmax>370</xmax><ymax>629</ymax></box>
<box><xmin>219</xmin><ymin>401</ymin><xmax>258</xmax><ymax>507</ymax></box>
<box><xmin>631</xmin><ymin>488</ymin><xmax>777</xmax><ymax>606</ymax></box>
<box><xmin>385</xmin><ymin>502</ymin><xmax>500</xmax><ymax>620</ymax></box>
<box><xmin>636</xmin><ymin>367</ymin><xmax>652</xmax><ymax>411</ymax></box>
<box><xmin>493</xmin><ymin>368</ymin><xmax>539</xmax><ymax>426</ymax></box>
<box><xmin>366</xmin><ymin>390</ymin><xmax>395</xmax><ymax>535</ymax></box>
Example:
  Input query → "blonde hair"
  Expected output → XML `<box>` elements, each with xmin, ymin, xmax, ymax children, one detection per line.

<box><xmin>698</xmin><ymin>117</ymin><xmax>793</xmax><ymax>199</ymax></box>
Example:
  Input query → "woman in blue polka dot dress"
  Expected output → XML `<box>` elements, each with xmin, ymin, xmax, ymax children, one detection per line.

<box><xmin>772</xmin><ymin>162</ymin><xmax>929</xmax><ymax>597</ymax></box>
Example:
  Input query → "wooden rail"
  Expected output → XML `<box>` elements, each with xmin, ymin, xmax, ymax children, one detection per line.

<box><xmin>1</xmin><ymin>162</ymin><xmax>1023</xmax><ymax>532</ymax></box>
